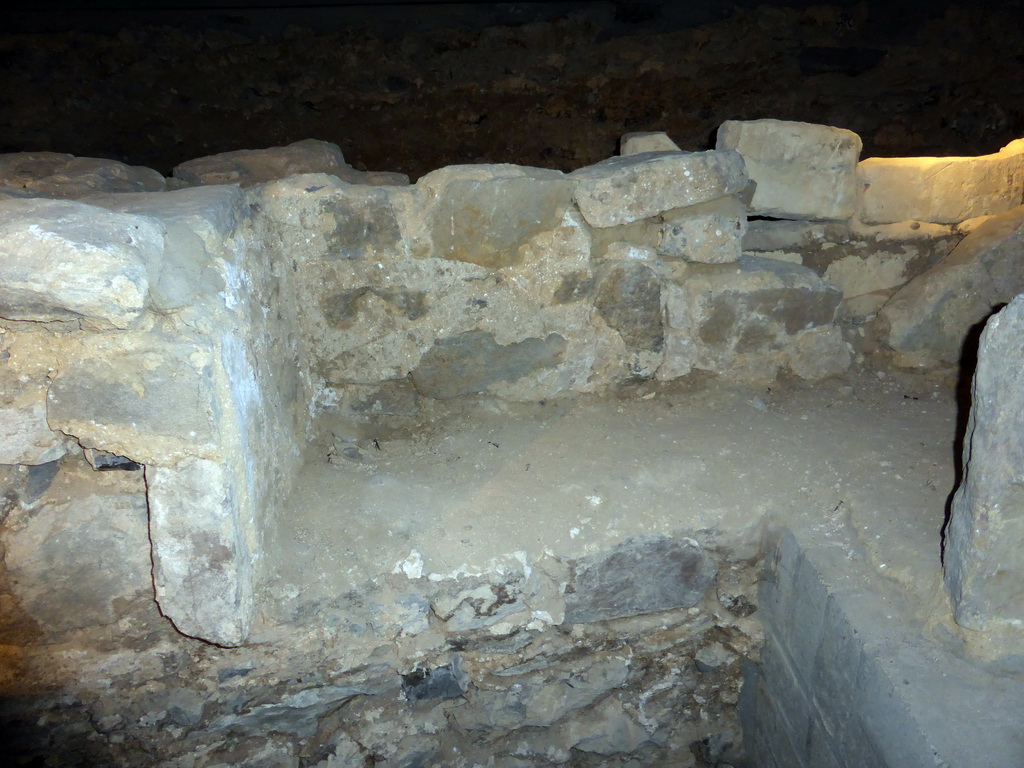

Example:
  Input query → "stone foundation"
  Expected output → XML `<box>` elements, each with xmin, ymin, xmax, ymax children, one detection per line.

<box><xmin>2</xmin><ymin>119</ymin><xmax>1024</xmax><ymax>765</ymax></box>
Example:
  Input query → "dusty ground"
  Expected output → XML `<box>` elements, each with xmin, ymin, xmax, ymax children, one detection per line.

<box><xmin>263</xmin><ymin>364</ymin><xmax>960</xmax><ymax>627</ymax></box>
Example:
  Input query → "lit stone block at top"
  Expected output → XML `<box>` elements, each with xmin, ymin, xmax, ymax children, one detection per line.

<box><xmin>858</xmin><ymin>138</ymin><xmax>1024</xmax><ymax>225</ymax></box>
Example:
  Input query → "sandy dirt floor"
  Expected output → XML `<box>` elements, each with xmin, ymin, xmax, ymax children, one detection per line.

<box><xmin>262</xmin><ymin>366</ymin><xmax>960</xmax><ymax>626</ymax></box>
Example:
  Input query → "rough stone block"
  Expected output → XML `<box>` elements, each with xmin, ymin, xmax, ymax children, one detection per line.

<box><xmin>564</xmin><ymin>535</ymin><xmax>717</xmax><ymax>622</ymax></box>
<box><xmin>593</xmin><ymin>261</ymin><xmax>664</xmax><ymax>352</ymax></box>
<box><xmin>945</xmin><ymin>295</ymin><xmax>1024</xmax><ymax>634</ymax></box>
<box><xmin>85</xmin><ymin>185</ymin><xmax>246</xmax><ymax>310</ymax></box>
<box><xmin>0</xmin><ymin>151</ymin><xmax>166</xmax><ymax>198</ymax></box>
<box><xmin>411</xmin><ymin>330</ymin><xmax>567</xmax><ymax>399</ymax></box>
<box><xmin>716</xmin><ymin>119</ymin><xmax>862</xmax><ymax>221</ymax></box>
<box><xmin>784</xmin><ymin>326</ymin><xmax>851</xmax><ymax>380</ymax></box>
<box><xmin>422</xmin><ymin>165</ymin><xmax>574</xmax><ymax>268</ymax></box>
<box><xmin>148</xmin><ymin>456</ymin><xmax>254</xmax><ymax>647</ymax></box>
<box><xmin>47</xmin><ymin>333</ymin><xmax>219</xmax><ymax>463</ymax></box>
<box><xmin>0</xmin><ymin>326</ymin><xmax>70</xmax><ymax>465</ymax></box>
<box><xmin>570</xmin><ymin>150</ymin><xmax>747</xmax><ymax>228</ymax></box>
<box><xmin>875</xmin><ymin>205</ymin><xmax>1024</xmax><ymax>367</ymax></box>
<box><xmin>3</xmin><ymin>459</ymin><xmax>151</xmax><ymax>633</ymax></box>
<box><xmin>620</xmin><ymin>131</ymin><xmax>682</xmax><ymax>155</ymax></box>
<box><xmin>668</xmin><ymin>256</ymin><xmax>842</xmax><ymax>379</ymax></box>
<box><xmin>858</xmin><ymin>139</ymin><xmax>1024</xmax><ymax>225</ymax></box>
<box><xmin>174</xmin><ymin>139</ymin><xmax>353</xmax><ymax>188</ymax></box>
<box><xmin>658</xmin><ymin>196</ymin><xmax>747</xmax><ymax>263</ymax></box>
<box><xmin>0</xmin><ymin>198</ymin><xmax>159</xmax><ymax>328</ymax></box>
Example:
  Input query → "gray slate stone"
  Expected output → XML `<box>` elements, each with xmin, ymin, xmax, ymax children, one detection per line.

<box><xmin>876</xmin><ymin>205</ymin><xmax>1024</xmax><ymax>367</ymax></box>
<box><xmin>0</xmin><ymin>198</ymin><xmax>159</xmax><ymax>328</ymax></box>
<box><xmin>570</xmin><ymin>150</ymin><xmax>747</xmax><ymax>228</ymax></box>
<box><xmin>945</xmin><ymin>295</ymin><xmax>1024</xmax><ymax>634</ymax></box>
<box><xmin>411</xmin><ymin>330</ymin><xmax>567</xmax><ymax>399</ymax></box>
<box><xmin>565</xmin><ymin>535</ymin><xmax>717</xmax><ymax>623</ymax></box>
<box><xmin>594</xmin><ymin>261</ymin><xmax>664</xmax><ymax>352</ymax></box>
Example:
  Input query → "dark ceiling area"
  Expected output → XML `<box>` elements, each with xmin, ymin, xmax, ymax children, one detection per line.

<box><xmin>2</xmin><ymin>1</ymin><xmax>1021</xmax><ymax>178</ymax></box>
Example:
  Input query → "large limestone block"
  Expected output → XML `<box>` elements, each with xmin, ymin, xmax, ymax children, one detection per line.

<box><xmin>657</xmin><ymin>196</ymin><xmax>747</xmax><ymax>263</ymax></box>
<box><xmin>174</xmin><ymin>139</ymin><xmax>408</xmax><ymax>188</ymax></box>
<box><xmin>85</xmin><ymin>185</ymin><xmax>245</xmax><ymax>310</ymax></box>
<box><xmin>875</xmin><ymin>205</ymin><xmax>1024</xmax><ymax>367</ymax></box>
<box><xmin>3</xmin><ymin>459</ymin><xmax>151</xmax><ymax>633</ymax></box>
<box><xmin>570</xmin><ymin>150</ymin><xmax>747</xmax><ymax>228</ymax></box>
<box><xmin>945</xmin><ymin>296</ymin><xmax>1024</xmax><ymax>636</ymax></box>
<box><xmin>148</xmin><ymin>456</ymin><xmax>254</xmax><ymax>646</ymax></box>
<box><xmin>716</xmin><ymin>119</ymin><xmax>862</xmax><ymax>221</ymax></box>
<box><xmin>418</xmin><ymin>165</ymin><xmax>575</xmax><ymax>268</ymax></box>
<box><xmin>858</xmin><ymin>139</ymin><xmax>1024</xmax><ymax>225</ymax></box>
<box><xmin>47</xmin><ymin>333</ymin><xmax>220</xmax><ymax>463</ymax></box>
<box><xmin>256</xmin><ymin>173</ymin><xmax>407</xmax><ymax>263</ymax></box>
<box><xmin>668</xmin><ymin>256</ymin><xmax>844</xmax><ymax>379</ymax></box>
<box><xmin>0</xmin><ymin>151</ymin><xmax>166</xmax><ymax>198</ymax></box>
<box><xmin>0</xmin><ymin>198</ymin><xmax>159</xmax><ymax>328</ymax></box>
<box><xmin>0</xmin><ymin>326</ymin><xmax>70</xmax><ymax>464</ymax></box>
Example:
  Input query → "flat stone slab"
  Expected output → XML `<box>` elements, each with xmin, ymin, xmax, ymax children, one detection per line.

<box><xmin>565</xmin><ymin>535</ymin><xmax>717</xmax><ymax>623</ymax></box>
<box><xmin>0</xmin><ymin>151</ymin><xmax>166</xmax><ymax>198</ymax></box>
<box><xmin>570</xmin><ymin>150</ymin><xmax>747</xmax><ymax>228</ymax></box>
<box><xmin>716</xmin><ymin>119</ymin><xmax>862</xmax><ymax>221</ymax></box>
<box><xmin>858</xmin><ymin>138</ymin><xmax>1024</xmax><ymax>225</ymax></box>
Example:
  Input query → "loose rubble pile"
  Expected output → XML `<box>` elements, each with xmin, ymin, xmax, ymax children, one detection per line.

<box><xmin>1</xmin><ymin>119</ymin><xmax>1023</xmax><ymax>766</ymax></box>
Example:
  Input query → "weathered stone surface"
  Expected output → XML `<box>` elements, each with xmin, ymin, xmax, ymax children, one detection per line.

<box><xmin>85</xmin><ymin>185</ymin><xmax>245</xmax><ymax>311</ymax></box>
<box><xmin>456</xmin><ymin>655</ymin><xmax>631</xmax><ymax>730</ymax></box>
<box><xmin>47</xmin><ymin>333</ymin><xmax>219</xmax><ymax>463</ymax></box>
<box><xmin>3</xmin><ymin>459</ymin><xmax>151</xmax><ymax>633</ymax></box>
<box><xmin>593</xmin><ymin>261</ymin><xmax>664</xmax><ymax>352</ymax></box>
<box><xmin>716</xmin><ymin>119</ymin><xmax>862</xmax><ymax>221</ymax></box>
<box><xmin>858</xmin><ymin>138</ymin><xmax>1024</xmax><ymax>225</ymax></box>
<box><xmin>875</xmin><ymin>205</ymin><xmax>1024</xmax><ymax>367</ymax></box>
<box><xmin>783</xmin><ymin>326</ymin><xmax>851</xmax><ymax>380</ymax></box>
<box><xmin>620</xmin><ymin>131</ymin><xmax>682</xmax><ymax>155</ymax></box>
<box><xmin>668</xmin><ymin>256</ymin><xmax>843</xmax><ymax>379</ymax></box>
<box><xmin>411</xmin><ymin>330</ymin><xmax>567</xmax><ymax>399</ymax></box>
<box><xmin>0</xmin><ymin>151</ymin><xmax>166</xmax><ymax>198</ymax></box>
<box><xmin>564</xmin><ymin>535</ymin><xmax>717</xmax><ymax>623</ymax></box>
<box><xmin>743</xmin><ymin>218</ymin><xmax>959</xmax><ymax>313</ymax></box>
<box><xmin>0</xmin><ymin>326</ymin><xmax>70</xmax><ymax>465</ymax></box>
<box><xmin>945</xmin><ymin>296</ymin><xmax>1024</xmax><ymax>635</ymax></box>
<box><xmin>422</xmin><ymin>165</ymin><xmax>574</xmax><ymax>268</ymax></box>
<box><xmin>0</xmin><ymin>198</ymin><xmax>159</xmax><ymax>328</ymax></box>
<box><xmin>173</xmin><ymin>138</ymin><xmax>407</xmax><ymax>188</ymax></box>
<box><xmin>658</xmin><ymin>196</ymin><xmax>747</xmax><ymax>263</ymax></box>
<box><xmin>148</xmin><ymin>456</ymin><xmax>254</xmax><ymax>647</ymax></box>
<box><xmin>570</xmin><ymin>150</ymin><xmax>747</xmax><ymax>228</ymax></box>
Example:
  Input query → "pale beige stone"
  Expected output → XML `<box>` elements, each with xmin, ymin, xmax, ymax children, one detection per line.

<box><xmin>570</xmin><ymin>150</ymin><xmax>747</xmax><ymax>228</ymax></box>
<box><xmin>620</xmin><ymin>131</ymin><xmax>682</xmax><ymax>155</ymax></box>
<box><xmin>857</xmin><ymin>139</ymin><xmax>1024</xmax><ymax>225</ymax></box>
<box><xmin>658</xmin><ymin>196</ymin><xmax>747</xmax><ymax>263</ymax></box>
<box><xmin>716</xmin><ymin>119</ymin><xmax>862</xmax><ymax>221</ymax></box>
<box><xmin>0</xmin><ymin>198</ymin><xmax>158</xmax><ymax>328</ymax></box>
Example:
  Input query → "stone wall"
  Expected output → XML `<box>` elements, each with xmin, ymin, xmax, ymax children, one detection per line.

<box><xmin>1</xmin><ymin>119</ymin><xmax>1023</xmax><ymax>764</ymax></box>
<box><xmin>2</xmin><ymin>123</ymin><xmax>1024</xmax><ymax>646</ymax></box>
